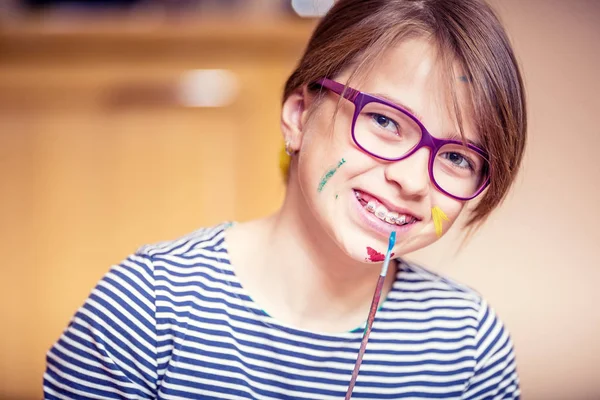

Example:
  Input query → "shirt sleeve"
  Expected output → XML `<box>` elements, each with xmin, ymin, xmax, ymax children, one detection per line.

<box><xmin>461</xmin><ymin>300</ymin><xmax>521</xmax><ymax>400</ymax></box>
<box><xmin>43</xmin><ymin>251</ymin><xmax>158</xmax><ymax>400</ymax></box>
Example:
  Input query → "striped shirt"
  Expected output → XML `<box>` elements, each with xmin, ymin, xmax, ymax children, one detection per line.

<box><xmin>43</xmin><ymin>222</ymin><xmax>520</xmax><ymax>399</ymax></box>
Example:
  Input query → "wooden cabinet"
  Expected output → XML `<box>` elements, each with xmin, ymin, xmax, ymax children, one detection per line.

<box><xmin>0</xmin><ymin>17</ymin><xmax>314</xmax><ymax>399</ymax></box>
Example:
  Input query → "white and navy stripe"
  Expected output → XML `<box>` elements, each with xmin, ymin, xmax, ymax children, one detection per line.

<box><xmin>44</xmin><ymin>222</ymin><xmax>520</xmax><ymax>399</ymax></box>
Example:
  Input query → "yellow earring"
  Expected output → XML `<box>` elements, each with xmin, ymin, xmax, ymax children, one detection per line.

<box><xmin>284</xmin><ymin>140</ymin><xmax>295</xmax><ymax>156</ymax></box>
<box><xmin>431</xmin><ymin>206</ymin><xmax>449</xmax><ymax>237</ymax></box>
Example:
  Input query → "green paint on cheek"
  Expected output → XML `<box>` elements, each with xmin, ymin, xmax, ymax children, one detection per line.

<box><xmin>335</xmin><ymin>194</ymin><xmax>338</xmax><ymax>200</ymax></box>
<box><xmin>317</xmin><ymin>158</ymin><xmax>346</xmax><ymax>193</ymax></box>
<box><xmin>317</xmin><ymin>168</ymin><xmax>336</xmax><ymax>192</ymax></box>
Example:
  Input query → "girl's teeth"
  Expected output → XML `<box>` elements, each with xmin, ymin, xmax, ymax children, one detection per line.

<box><xmin>361</xmin><ymin>201</ymin><xmax>411</xmax><ymax>225</ymax></box>
<box><xmin>385</xmin><ymin>212</ymin><xmax>398</xmax><ymax>224</ymax></box>
<box><xmin>374</xmin><ymin>206</ymin><xmax>387</xmax><ymax>220</ymax></box>
<box><xmin>366</xmin><ymin>200</ymin><xmax>377</xmax><ymax>213</ymax></box>
<box><xmin>356</xmin><ymin>190</ymin><xmax>414</xmax><ymax>226</ymax></box>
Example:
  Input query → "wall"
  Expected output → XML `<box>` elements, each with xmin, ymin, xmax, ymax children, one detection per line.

<box><xmin>0</xmin><ymin>17</ymin><xmax>313</xmax><ymax>399</ymax></box>
<box><xmin>410</xmin><ymin>1</ymin><xmax>600</xmax><ymax>399</ymax></box>
<box><xmin>0</xmin><ymin>1</ymin><xmax>598</xmax><ymax>399</ymax></box>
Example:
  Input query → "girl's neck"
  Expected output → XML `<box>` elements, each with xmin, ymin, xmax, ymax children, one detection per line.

<box><xmin>225</xmin><ymin>181</ymin><xmax>397</xmax><ymax>333</ymax></box>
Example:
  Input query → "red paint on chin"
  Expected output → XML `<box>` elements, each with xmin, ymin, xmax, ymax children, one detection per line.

<box><xmin>366</xmin><ymin>247</ymin><xmax>394</xmax><ymax>262</ymax></box>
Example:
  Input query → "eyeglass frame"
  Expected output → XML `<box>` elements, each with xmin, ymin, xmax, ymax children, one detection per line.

<box><xmin>314</xmin><ymin>78</ymin><xmax>491</xmax><ymax>201</ymax></box>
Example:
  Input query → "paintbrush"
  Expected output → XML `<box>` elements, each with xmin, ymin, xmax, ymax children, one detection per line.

<box><xmin>344</xmin><ymin>231</ymin><xmax>397</xmax><ymax>399</ymax></box>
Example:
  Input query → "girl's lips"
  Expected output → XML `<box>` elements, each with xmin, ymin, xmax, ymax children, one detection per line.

<box><xmin>353</xmin><ymin>189</ymin><xmax>421</xmax><ymax>221</ymax></box>
<box><xmin>350</xmin><ymin>190</ymin><xmax>418</xmax><ymax>239</ymax></box>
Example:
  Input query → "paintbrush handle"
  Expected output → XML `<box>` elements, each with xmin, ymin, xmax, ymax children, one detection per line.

<box><xmin>344</xmin><ymin>275</ymin><xmax>386</xmax><ymax>400</ymax></box>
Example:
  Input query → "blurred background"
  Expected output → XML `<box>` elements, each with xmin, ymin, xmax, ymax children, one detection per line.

<box><xmin>0</xmin><ymin>0</ymin><xmax>598</xmax><ymax>399</ymax></box>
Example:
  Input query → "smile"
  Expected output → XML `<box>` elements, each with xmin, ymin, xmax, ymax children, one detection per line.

<box><xmin>354</xmin><ymin>190</ymin><xmax>418</xmax><ymax>227</ymax></box>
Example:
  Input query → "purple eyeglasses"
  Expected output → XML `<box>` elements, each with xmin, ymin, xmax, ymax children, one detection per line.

<box><xmin>315</xmin><ymin>78</ymin><xmax>490</xmax><ymax>201</ymax></box>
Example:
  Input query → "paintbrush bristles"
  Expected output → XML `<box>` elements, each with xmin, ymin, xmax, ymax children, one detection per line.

<box><xmin>380</xmin><ymin>231</ymin><xmax>397</xmax><ymax>277</ymax></box>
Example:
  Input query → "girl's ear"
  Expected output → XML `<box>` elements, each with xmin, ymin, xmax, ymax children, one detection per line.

<box><xmin>280</xmin><ymin>85</ymin><xmax>315</xmax><ymax>152</ymax></box>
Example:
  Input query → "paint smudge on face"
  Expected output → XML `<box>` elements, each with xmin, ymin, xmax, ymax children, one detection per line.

<box><xmin>317</xmin><ymin>158</ymin><xmax>346</xmax><ymax>192</ymax></box>
<box><xmin>365</xmin><ymin>246</ymin><xmax>395</xmax><ymax>262</ymax></box>
<box><xmin>432</xmin><ymin>205</ymin><xmax>450</xmax><ymax>237</ymax></box>
<box><xmin>335</xmin><ymin>194</ymin><xmax>338</xmax><ymax>200</ymax></box>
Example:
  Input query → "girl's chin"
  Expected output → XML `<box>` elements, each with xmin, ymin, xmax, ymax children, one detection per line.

<box><xmin>336</xmin><ymin>237</ymin><xmax>391</xmax><ymax>265</ymax></box>
<box><xmin>337</xmin><ymin>232</ymin><xmax>430</xmax><ymax>263</ymax></box>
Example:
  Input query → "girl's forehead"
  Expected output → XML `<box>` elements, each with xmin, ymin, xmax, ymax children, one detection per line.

<box><xmin>356</xmin><ymin>38</ymin><xmax>463</xmax><ymax>94</ymax></box>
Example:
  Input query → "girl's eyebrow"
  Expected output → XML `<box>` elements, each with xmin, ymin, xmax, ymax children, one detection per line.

<box><xmin>370</xmin><ymin>92</ymin><xmax>426</xmax><ymax>122</ymax></box>
<box><xmin>443</xmin><ymin>132</ymin><xmax>485</xmax><ymax>150</ymax></box>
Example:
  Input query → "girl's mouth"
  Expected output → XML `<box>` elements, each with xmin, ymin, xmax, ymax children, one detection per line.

<box><xmin>354</xmin><ymin>190</ymin><xmax>419</xmax><ymax>227</ymax></box>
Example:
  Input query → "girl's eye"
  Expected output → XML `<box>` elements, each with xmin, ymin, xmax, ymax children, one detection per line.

<box><xmin>371</xmin><ymin>113</ymin><xmax>399</xmax><ymax>134</ymax></box>
<box><xmin>441</xmin><ymin>152</ymin><xmax>474</xmax><ymax>170</ymax></box>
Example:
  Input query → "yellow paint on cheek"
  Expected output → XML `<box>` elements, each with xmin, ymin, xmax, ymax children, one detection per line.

<box><xmin>432</xmin><ymin>206</ymin><xmax>450</xmax><ymax>237</ymax></box>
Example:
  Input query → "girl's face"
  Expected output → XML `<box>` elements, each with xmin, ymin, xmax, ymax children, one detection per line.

<box><xmin>286</xmin><ymin>37</ymin><xmax>480</xmax><ymax>261</ymax></box>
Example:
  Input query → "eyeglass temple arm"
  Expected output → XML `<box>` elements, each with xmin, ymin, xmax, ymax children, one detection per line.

<box><xmin>315</xmin><ymin>78</ymin><xmax>359</xmax><ymax>102</ymax></box>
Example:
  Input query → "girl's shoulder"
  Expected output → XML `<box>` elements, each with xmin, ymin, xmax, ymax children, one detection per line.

<box><xmin>396</xmin><ymin>259</ymin><xmax>482</xmax><ymax>301</ymax></box>
<box><xmin>137</xmin><ymin>221</ymin><xmax>234</xmax><ymax>259</ymax></box>
<box><xmin>131</xmin><ymin>221</ymin><xmax>237</xmax><ymax>288</ymax></box>
<box><xmin>387</xmin><ymin>258</ymin><xmax>489</xmax><ymax>321</ymax></box>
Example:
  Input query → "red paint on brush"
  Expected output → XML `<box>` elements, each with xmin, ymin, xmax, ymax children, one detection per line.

<box><xmin>366</xmin><ymin>247</ymin><xmax>394</xmax><ymax>262</ymax></box>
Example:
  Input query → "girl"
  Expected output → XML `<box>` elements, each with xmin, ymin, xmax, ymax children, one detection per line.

<box><xmin>44</xmin><ymin>0</ymin><xmax>526</xmax><ymax>398</ymax></box>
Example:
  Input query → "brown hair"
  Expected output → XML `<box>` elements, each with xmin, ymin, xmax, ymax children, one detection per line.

<box><xmin>283</xmin><ymin>0</ymin><xmax>527</xmax><ymax>231</ymax></box>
